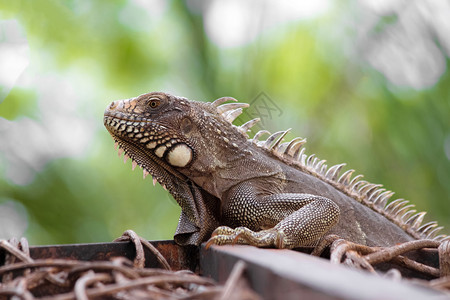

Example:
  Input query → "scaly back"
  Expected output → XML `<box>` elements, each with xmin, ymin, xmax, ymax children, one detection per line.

<box><xmin>212</xmin><ymin>96</ymin><xmax>448</xmax><ymax>242</ymax></box>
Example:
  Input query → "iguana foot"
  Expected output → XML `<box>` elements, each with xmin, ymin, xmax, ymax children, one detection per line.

<box><xmin>205</xmin><ymin>226</ymin><xmax>285</xmax><ymax>249</ymax></box>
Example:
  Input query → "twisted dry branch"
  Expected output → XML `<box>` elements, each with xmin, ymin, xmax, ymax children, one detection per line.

<box><xmin>0</xmin><ymin>231</ymin><xmax>259</xmax><ymax>300</ymax></box>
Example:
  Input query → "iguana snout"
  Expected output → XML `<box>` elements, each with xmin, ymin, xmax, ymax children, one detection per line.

<box><xmin>104</xmin><ymin>92</ymin><xmax>196</xmax><ymax>168</ymax></box>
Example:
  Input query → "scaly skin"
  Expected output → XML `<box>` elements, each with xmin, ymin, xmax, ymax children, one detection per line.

<box><xmin>104</xmin><ymin>92</ymin><xmax>447</xmax><ymax>249</ymax></box>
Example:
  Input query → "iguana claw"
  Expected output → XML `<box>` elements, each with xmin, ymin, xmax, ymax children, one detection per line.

<box><xmin>205</xmin><ymin>226</ymin><xmax>285</xmax><ymax>249</ymax></box>
<box><xmin>205</xmin><ymin>226</ymin><xmax>238</xmax><ymax>249</ymax></box>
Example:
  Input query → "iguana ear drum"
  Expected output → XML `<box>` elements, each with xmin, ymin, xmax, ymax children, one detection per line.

<box><xmin>165</xmin><ymin>143</ymin><xmax>193</xmax><ymax>167</ymax></box>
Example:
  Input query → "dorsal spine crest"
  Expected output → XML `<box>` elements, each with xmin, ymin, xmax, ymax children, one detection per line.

<box><xmin>216</xmin><ymin>98</ymin><xmax>448</xmax><ymax>242</ymax></box>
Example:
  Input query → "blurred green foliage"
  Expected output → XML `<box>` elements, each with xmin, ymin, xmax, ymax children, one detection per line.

<box><xmin>0</xmin><ymin>0</ymin><xmax>449</xmax><ymax>245</ymax></box>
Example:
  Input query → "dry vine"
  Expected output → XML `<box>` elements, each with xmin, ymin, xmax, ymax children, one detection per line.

<box><xmin>312</xmin><ymin>234</ymin><xmax>450</xmax><ymax>293</ymax></box>
<box><xmin>0</xmin><ymin>231</ymin><xmax>260</xmax><ymax>300</ymax></box>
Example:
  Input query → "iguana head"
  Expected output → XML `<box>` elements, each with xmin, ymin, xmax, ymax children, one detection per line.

<box><xmin>103</xmin><ymin>91</ymin><xmax>255</xmax><ymax>194</ymax></box>
<box><xmin>103</xmin><ymin>91</ymin><xmax>257</xmax><ymax>245</ymax></box>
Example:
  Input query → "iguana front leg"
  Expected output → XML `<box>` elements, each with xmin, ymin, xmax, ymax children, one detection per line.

<box><xmin>206</xmin><ymin>182</ymin><xmax>340</xmax><ymax>249</ymax></box>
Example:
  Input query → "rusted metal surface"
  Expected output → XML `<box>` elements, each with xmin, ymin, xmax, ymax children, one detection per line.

<box><xmin>0</xmin><ymin>235</ymin><xmax>262</xmax><ymax>299</ymax></box>
<box><xmin>200</xmin><ymin>244</ymin><xmax>447</xmax><ymax>300</ymax></box>
<box><xmin>1</xmin><ymin>238</ymin><xmax>448</xmax><ymax>299</ymax></box>
<box><xmin>1</xmin><ymin>240</ymin><xmax>198</xmax><ymax>272</ymax></box>
<box><xmin>1</xmin><ymin>240</ymin><xmax>440</xmax><ymax>277</ymax></box>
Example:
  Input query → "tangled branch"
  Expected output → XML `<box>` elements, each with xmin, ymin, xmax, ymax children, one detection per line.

<box><xmin>0</xmin><ymin>231</ymin><xmax>259</xmax><ymax>300</ymax></box>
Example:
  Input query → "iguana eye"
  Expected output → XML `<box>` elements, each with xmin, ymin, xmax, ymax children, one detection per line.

<box><xmin>149</xmin><ymin>98</ymin><xmax>161</xmax><ymax>109</ymax></box>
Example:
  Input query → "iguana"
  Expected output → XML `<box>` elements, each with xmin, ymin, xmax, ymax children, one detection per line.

<box><xmin>103</xmin><ymin>92</ymin><xmax>448</xmax><ymax>249</ymax></box>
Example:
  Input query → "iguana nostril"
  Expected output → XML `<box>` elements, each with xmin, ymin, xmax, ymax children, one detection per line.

<box><xmin>109</xmin><ymin>101</ymin><xmax>118</xmax><ymax>110</ymax></box>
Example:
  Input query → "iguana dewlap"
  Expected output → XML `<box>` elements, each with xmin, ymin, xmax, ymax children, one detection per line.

<box><xmin>104</xmin><ymin>92</ymin><xmax>447</xmax><ymax>249</ymax></box>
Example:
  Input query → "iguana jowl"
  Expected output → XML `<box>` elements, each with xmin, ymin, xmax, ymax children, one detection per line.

<box><xmin>103</xmin><ymin>92</ymin><xmax>448</xmax><ymax>249</ymax></box>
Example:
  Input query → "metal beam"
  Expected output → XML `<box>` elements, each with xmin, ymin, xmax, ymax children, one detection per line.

<box><xmin>200</xmin><ymin>244</ymin><xmax>445</xmax><ymax>300</ymax></box>
<box><xmin>13</xmin><ymin>240</ymin><xmax>198</xmax><ymax>271</ymax></box>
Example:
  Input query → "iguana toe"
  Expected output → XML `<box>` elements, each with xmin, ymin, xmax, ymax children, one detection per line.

<box><xmin>205</xmin><ymin>226</ymin><xmax>287</xmax><ymax>249</ymax></box>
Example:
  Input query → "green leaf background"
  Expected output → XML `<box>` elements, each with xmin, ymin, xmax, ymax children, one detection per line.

<box><xmin>0</xmin><ymin>0</ymin><xmax>449</xmax><ymax>244</ymax></box>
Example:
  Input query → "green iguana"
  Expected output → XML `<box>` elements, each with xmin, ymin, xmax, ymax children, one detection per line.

<box><xmin>103</xmin><ymin>92</ymin><xmax>448</xmax><ymax>249</ymax></box>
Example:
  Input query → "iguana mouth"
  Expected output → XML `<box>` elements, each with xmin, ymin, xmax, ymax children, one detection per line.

<box><xmin>104</xmin><ymin>113</ymin><xmax>188</xmax><ymax>189</ymax></box>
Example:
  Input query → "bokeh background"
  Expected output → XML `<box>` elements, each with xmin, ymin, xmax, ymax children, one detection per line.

<box><xmin>0</xmin><ymin>0</ymin><xmax>449</xmax><ymax>245</ymax></box>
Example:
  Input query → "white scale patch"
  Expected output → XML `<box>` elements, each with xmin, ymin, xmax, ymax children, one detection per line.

<box><xmin>166</xmin><ymin>144</ymin><xmax>192</xmax><ymax>167</ymax></box>
<box><xmin>146</xmin><ymin>141</ymin><xmax>157</xmax><ymax>149</ymax></box>
<box><xmin>155</xmin><ymin>145</ymin><xmax>167</xmax><ymax>158</ymax></box>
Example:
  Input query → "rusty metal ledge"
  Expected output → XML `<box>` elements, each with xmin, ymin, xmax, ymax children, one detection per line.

<box><xmin>200</xmin><ymin>244</ymin><xmax>446</xmax><ymax>300</ymax></box>
<box><xmin>1</xmin><ymin>240</ymin><xmax>198</xmax><ymax>272</ymax></box>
